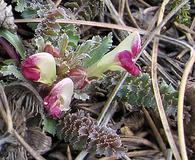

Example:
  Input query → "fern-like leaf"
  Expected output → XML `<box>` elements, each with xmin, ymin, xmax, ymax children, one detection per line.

<box><xmin>117</xmin><ymin>73</ymin><xmax>178</xmax><ymax>116</ymax></box>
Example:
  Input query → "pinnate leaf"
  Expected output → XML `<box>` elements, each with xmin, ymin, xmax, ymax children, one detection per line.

<box><xmin>82</xmin><ymin>33</ymin><xmax>113</xmax><ymax>68</ymax></box>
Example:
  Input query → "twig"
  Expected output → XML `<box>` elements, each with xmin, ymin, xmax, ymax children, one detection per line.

<box><xmin>100</xmin><ymin>101</ymin><xmax>118</xmax><ymax>127</ymax></box>
<box><xmin>15</xmin><ymin>18</ymin><xmax>191</xmax><ymax>46</ymax></box>
<box><xmin>136</xmin><ymin>0</ymin><xmax>151</xmax><ymax>7</ymax></box>
<box><xmin>126</xmin><ymin>150</ymin><xmax>160</xmax><ymax>157</ymax></box>
<box><xmin>122</xmin><ymin>154</ymin><xmax>132</xmax><ymax>160</ymax></box>
<box><xmin>190</xmin><ymin>17</ymin><xmax>195</xmax><ymax>30</ymax></box>
<box><xmin>12</xmin><ymin>129</ymin><xmax>46</xmax><ymax>160</ymax></box>
<box><xmin>158</xmin><ymin>35</ymin><xmax>192</xmax><ymax>50</ymax></box>
<box><xmin>0</xmin><ymin>97</ymin><xmax>9</xmax><ymax>130</ymax></box>
<box><xmin>46</xmin><ymin>0</ymin><xmax>55</xmax><ymax>5</ymax></box>
<box><xmin>166</xmin><ymin>149</ymin><xmax>173</xmax><ymax>160</ymax></box>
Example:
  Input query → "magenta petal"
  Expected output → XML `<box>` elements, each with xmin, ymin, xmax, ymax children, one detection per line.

<box><xmin>44</xmin><ymin>95</ymin><xmax>58</xmax><ymax>110</ymax></box>
<box><xmin>21</xmin><ymin>67</ymin><xmax>40</xmax><ymax>81</ymax></box>
<box><xmin>131</xmin><ymin>33</ymin><xmax>141</xmax><ymax>58</ymax></box>
<box><xmin>44</xmin><ymin>94</ymin><xmax>61</xmax><ymax>118</ymax></box>
<box><xmin>118</xmin><ymin>50</ymin><xmax>140</xmax><ymax>76</ymax></box>
<box><xmin>21</xmin><ymin>56</ymin><xmax>40</xmax><ymax>81</ymax></box>
<box><xmin>128</xmin><ymin>65</ymin><xmax>140</xmax><ymax>76</ymax></box>
<box><xmin>49</xmin><ymin>107</ymin><xmax>61</xmax><ymax>118</ymax></box>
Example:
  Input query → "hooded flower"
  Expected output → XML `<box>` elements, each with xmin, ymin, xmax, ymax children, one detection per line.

<box><xmin>21</xmin><ymin>52</ymin><xmax>56</xmax><ymax>85</ymax></box>
<box><xmin>43</xmin><ymin>78</ymin><xmax>74</xmax><ymax>118</ymax></box>
<box><xmin>87</xmin><ymin>32</ymin><xmax>141</xmax><ymax>77</ymax></box>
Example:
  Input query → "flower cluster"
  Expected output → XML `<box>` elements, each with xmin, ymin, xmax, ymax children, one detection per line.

<box><xmin>20</xmin><ymin>32</ymin><xmax>141</xmax><ymax>118</ymax></box>
<box><xmin>21</xmin><ymin>52</ymin><xmax>74</xmax><ymax>118</ymax></box>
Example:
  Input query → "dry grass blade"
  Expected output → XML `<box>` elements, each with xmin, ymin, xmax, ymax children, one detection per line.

<box><xmin>125</xmin><ymin>0</ymin><xmax>140</xmax><ymax>28</ymax></box>
<box><xmin>14</xmin><ymin>18</ymin><xmax>145</xmax><ymax>34</ymax></box>
<box><xmin>150</xmin><ymin>0</ymin><xmax>182</xmax><ymax>159</ymax></box>
<box><xmin>177</xmin><ymin>48</ymin><xmax>195</xmax><ymax>160</ymax></box>
<box><xmin>0</xmin><ymin>84</ymin><xmax>13</xmax><ymax>133</ymax></box>
<box><xmin>126</xmin><ymin>150</ymin><xmax>160</xmax><ymax>158</ymax></box>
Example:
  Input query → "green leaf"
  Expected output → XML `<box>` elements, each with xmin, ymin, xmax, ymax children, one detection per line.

<box><xmin>0</xmin><ymin>28</ymin><xmax>26</xmax><ymax>59</ymax></box>
<box><xmin>61</xmin><ymin>25</ymin><xmax>79</xmax><ymax>48</ymax></box>
<box><xmin>43</xmin><ymin>117</ymin><xmax>57</xmax><ymax>136</ymax></box>
<box><xmin>74</xmin><ymin>38</ymin><xmax>97</xmax><ymax>58</ymax></box>
<box><xmin>83</xmin><ymin>32</ymin><xmax>113</xmax><ymax>68</ymax></box>
<box><xmin>2</xmin><ymin>59</ymin><xmax>16</xmax><ymax>65</ymax></box>
<box><xmin>58</xmin><ymin>34</ymin><xmax>69</xmax><ymax>56</ymax></box>
<box><xmin>0</xmin><ymin>65</ymin><xmax>25</xmax><ymax>80</ymax></box>
<box><xmin>117</xmin><ymin>73</ymin><xmax>178</xmax><ymax>116</ymax></box>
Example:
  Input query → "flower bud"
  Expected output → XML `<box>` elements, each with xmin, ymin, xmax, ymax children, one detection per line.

<box><xmin>68</xmin><ymin>66</ymin><xmax>90</xmax><ymax>89</ymax></box>
<box><xmin>43</xmin><ymin>43</ymin><xmax>60</xmax><ymax>58</ymax></box>
<box><xmin>21</xmin><ymin>52</ymin><xmax>56</xmax><ymax>85</ymax></box>
<box><xmin>43</xmin><ymin>78</ymin><xmax>74</xmax><ymax>118</ymax></box>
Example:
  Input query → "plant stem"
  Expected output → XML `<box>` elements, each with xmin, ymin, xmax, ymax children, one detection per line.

<box><xmin>75</xmin><ymin>150</ymin><xmax>88</xmax><ymax>160</ymax></box>
<box><xmin>97</xmin><ymin>72</ymin><xmax>128</xmax><ymax>125</ymax></box>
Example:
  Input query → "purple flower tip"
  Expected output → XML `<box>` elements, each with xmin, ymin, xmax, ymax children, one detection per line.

<box><xmin>117</xmin><ymin>50</ymin><xmax>140</xmax><ymax>76</ymax></box>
